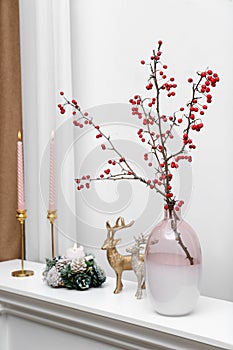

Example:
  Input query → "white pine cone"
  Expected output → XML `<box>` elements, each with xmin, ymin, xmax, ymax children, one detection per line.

<box><xmin>56</xmin><ymin>258</ymin><xmax>70</xmax><ymax>272</ymax></box>
<box><xmin>70</xmin><ymin>258</ymin><xmax>87</xmax><ymax>273</ymax></box>
<box><xmin>46</xmin><ymin>266</ymin><xmax>63</xmax><ymax>287</ymax></box>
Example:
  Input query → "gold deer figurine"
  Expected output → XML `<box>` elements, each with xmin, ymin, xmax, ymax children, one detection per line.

<box><xmin>102</xmin><ymin>217</ymin><xmax>144</xmax><ymax>294</ymax></box>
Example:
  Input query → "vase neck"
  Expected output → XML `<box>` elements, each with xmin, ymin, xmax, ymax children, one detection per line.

<box><xmin>164</xmin><ymin>209</ymin><xmax>181</xmax><ymax>221</ymax></box>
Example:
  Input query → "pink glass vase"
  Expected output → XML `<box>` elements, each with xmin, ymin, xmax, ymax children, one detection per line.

<box><xmin>145</xmin><ymin>210</ymin><xmax>202</xmax><ymax>316</ymax></box>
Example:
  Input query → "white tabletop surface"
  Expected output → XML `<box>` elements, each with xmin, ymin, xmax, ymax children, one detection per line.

<box><xmin>0</xmin><ymin>259</ymin><xmax>232</xmax><ymax>349</ymax></box>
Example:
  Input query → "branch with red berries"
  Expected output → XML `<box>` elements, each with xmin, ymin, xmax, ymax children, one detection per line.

<box><xmin>57</xmin><ymin>40</ymin><xmax>219</xmax><ymax>265</ymax></box>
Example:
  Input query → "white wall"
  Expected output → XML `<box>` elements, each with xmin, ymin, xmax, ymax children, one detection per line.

<box><xmin>19</xmin><ymin>0</ymin><xmax>233</xmax><ymax>302</ymax></box>
<box><xmin>69</xmin><ymin>0</ymin><xmax>233</xmax><ymax>302</ymax></box>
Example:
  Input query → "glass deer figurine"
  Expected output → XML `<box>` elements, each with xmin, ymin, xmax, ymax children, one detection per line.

<box><xmin>126</xmin><ymin>234</ymin><xmax>147</xmax><ymax>299</ymax></box>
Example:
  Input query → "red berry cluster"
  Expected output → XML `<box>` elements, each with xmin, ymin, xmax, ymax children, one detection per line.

<box><xmin>75</xmin><ymin>175</ymin><xmax>91</xmax><ymax>190</ymax></box>
<box><xmin>175</xmin><ymin>155</ymin><xmax>192</xmax><ymax>163</ymax></box>
<box><xmin>137</xmin><ymin>128</ymin><xmax>146</xmax><ymax>143</ymax></box>
<box><xmin>164</xmin><ymin>200</ymin><xmax>184</xmax><ymax>212</ymax></box>
<box><xmin>161</xmin><ymin>78</ymin><xmax>177</xmax><ymax>97</ymax></box>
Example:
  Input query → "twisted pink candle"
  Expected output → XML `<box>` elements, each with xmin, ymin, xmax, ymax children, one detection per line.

<box><xmin>17</xmin><ymin>131</ymin><xmax>25</xmax><ymax>210</ymax></box>
<box><xmin>49</xmin><ymin>131</ymin><xmax>56</xmax><ymax>211</ymax></box>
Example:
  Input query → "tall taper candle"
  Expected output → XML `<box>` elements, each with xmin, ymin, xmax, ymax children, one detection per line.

<box><xmin>49</xmin><ymin>131</ymin><xmax>56</xmax><ymax>211</ymax></box>
<box><xmin>17</xmin><ymin>131</ymin><xmax>25</xmax><ymax>210</ymax></box>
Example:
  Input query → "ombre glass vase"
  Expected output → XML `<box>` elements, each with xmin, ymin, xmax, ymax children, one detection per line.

<box><xmin>145</xmin><ymin>210</ymin><xmax>202</xmax><ymax>316</ymax></box>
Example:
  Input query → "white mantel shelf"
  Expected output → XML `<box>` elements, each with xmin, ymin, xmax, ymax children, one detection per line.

<box><xmin>0</xmin><ymin>260</ymin><xmax>232</xmax><ymax>350</ymax></box>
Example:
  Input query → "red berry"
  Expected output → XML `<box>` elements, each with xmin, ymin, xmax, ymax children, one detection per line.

<box><xmin>180</xmin><ymin>107</ymin><xmax>184</xmax><ymax>111</ymax></box>
<box><xmin>163</xmin><ymin>65</ymin><xmax>168</xmax><ymax>69</ymax></box>
<box><xmin>188</xmin><ymin>78</ymin><xmax>193</xmax><ymax>83</ymax></box>
<box><xmin>141</xmin><ymin>60</ymin><xmax>145</xmax><ymax>65</ymax></box>
<box><xmin>158</xmin><ymin>40</ymin><xmax>163</xmax><ymax>45</ymax></box>
<box><xmin>207</xmin><ymin>69</ymin><xmax>213</xmax><ymax>75</ymax></box>
<box><xmin>60</xmin><ymin>91</ymin><xmax>64</xmax><ymax>95</ymax></box>
<box><xmin>178</xmin><ymin>118</ymin><xmax>183</xmax><ymax>123</ymax></box>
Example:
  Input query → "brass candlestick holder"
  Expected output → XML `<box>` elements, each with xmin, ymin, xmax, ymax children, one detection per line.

<box><xmin>12</xmin><ymin>209</ymin><xmax>34</xmax><ymax>277</ymax></box>
<box><xmin>47</xmin><ymin>209</ymin><xmax>57</xmax><ymax>259</ymax></box>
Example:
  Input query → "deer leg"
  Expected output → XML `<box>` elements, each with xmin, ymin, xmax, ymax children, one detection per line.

<box><xmin>141</xmin><ymin>280</ymin><xmax>146</xmax><ymax>289</ymax></box>
<box><xmin>114</xmin><ymin>270</ymin><xmax>123</xmax><ymax>294</ymax></box>
<box><xmin>135</xmin><ymin>274</ymin><xmax>143</xmax><ymax>299</ymax></box>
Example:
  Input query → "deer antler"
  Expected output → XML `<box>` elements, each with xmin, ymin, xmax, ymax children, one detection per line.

<box><xmin>135</xmin><ymin>233</ymin><xmax>148</xmax><ymax>246</ymax></box>
<box><xmin>106</xmin><ymin>217</ymin><xmax>134</xmax><ymax>238</ymax></box>
<box><xmin>112</xmin><ymin>217</ymin><xmax>134</xmax><ymax>236</ymax></box>
<box><xmin>106</xmin><ymin>221</ymin><xmax>112</xmax><ymax>239</ymax></box>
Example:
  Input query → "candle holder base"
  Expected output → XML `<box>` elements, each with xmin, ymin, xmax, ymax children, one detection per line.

<box><xmin>11</xmin><ymin>269</ymin><xmax>34</xmax><ymax>277</ymax></box>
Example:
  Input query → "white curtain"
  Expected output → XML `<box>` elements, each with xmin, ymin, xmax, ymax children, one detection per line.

<box><xmin>19</xmin><ymin>0</ymin><xmax>233</xmax><ymax>302</ymax></box>
<box><xmin>19</xmin><ymin>0</ymin><xmax>76</xmax><ymax>260</ymax></box>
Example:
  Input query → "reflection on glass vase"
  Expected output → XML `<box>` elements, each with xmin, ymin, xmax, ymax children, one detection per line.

<box><xmin>145</xmin><ymin>209</ymin><xmax>202</xmax><ymax>316</ymax></box>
